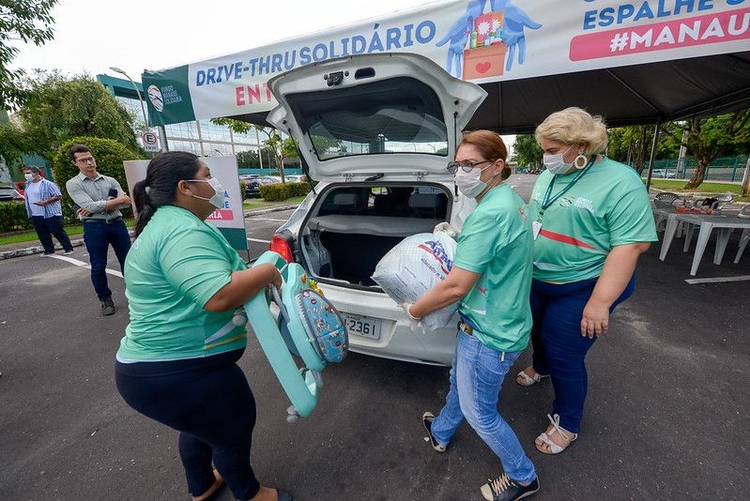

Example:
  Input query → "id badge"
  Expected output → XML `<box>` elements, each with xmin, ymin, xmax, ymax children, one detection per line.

<box><xmin>532</xmin><ymin>221</ymin><xmax>542</xmax><ymax>240</ymax></box>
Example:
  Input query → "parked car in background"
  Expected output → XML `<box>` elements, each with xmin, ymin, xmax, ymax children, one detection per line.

<box><xmin>257</xmin><ymin>175</ymin><xmax>282</xmax><ymax>185</ymax></box>
<box><xmin>240</xmin><ymin>176</ymin><xmax>261</xmax><ymax>198</ymax></box>
<box><xmin>285</xmin><ymin>174</ymin><xmax>306</xmax><ymax>183</ymax></box>
<box><xmin>0</xmin><ymin>185</ymin><xmax>25</xmax><ymax>202</ymax></box>
<box><xmin>264</xmin><ymin>53</ymin><xmax>485</xmax><ymax>366</ymax></box>
<box><xmin>651</xmin><ymin>168</ymin><xmax>677</xmax><ymax>178</ymax></box>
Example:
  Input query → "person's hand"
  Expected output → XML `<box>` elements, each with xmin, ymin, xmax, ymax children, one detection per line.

<box><xmin>580</xmin><ymin>299</ymin><xmax>610</xmax><ymax>338</ymax></box>
<box><xmin>267</xmin><ymin>265</ymin><xmax>283</xmax><ymax>292</ymax></box>
<box><xmin>400</xmin><ymin>302</ymin><xmax>419</xmax><ymax>320</ymax></box>
<box><xmin>400</xmin><ymin>302</ymin><xmax>424</xmax><ymax>333</ymax></box>
<box><xmin>434</xmin><ymin>221</ymin><xmax>458</xmax><ymax>238</ymax></box>
<box><xmin>117</xmin><ymin>194</ymin><xmax>132</xmax><ymax>205</ymax></box>
<box><xmin>76</xmin><ymin>207</ymin><xmax>91</xmax><ymax>217</ymax></box>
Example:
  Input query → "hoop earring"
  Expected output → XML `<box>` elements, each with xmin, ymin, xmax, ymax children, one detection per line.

<box><xmin>574</xmin><ymin>152</ymin><xmax>588</xmax><ymax>169</ymax></box>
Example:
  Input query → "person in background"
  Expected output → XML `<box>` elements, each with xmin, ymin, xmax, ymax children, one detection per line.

<box><xmin>115</xmin><ymin>151</ymin><xmax>292</xmax><ymax>501</ymax></box>
<box><xmin>405</xmin><ymin>131</ymin><xmax>539</xmax><ymax>501</ymax></box>
<box><xmin>65</xmin><ymin>144</ymin><xmax>132</xmax><ymax>316</ymax></box>
<box><xmin>517</xmin><ymin>107</ymin><xmax>657</xmax><ymax>454</ymax></box>
<box><xmin>22</xmin><ymin>166</ymin><xmax>75</xmax><ymax>256</ymax></box>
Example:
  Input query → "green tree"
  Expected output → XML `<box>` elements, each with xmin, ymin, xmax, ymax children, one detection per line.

<box><xmin>235</xmin><ymin>149</ymin><xmax>259</xmax><ymax>168</ymax></box>
<box><xmin>512</xmin><ymin>134</ymin><xmax>542</xmax><ymax>170</ymax></box>
<box><xmin>50</xmin><ymin>136</ymin><xmax>139</xmax><ymax>206</ymax></box>
<box><xmin>16</xmin><ymin>71</ymin><xmax>141</xmax><ymax>162</ymax></box>
<box><xmin>210</xmin><ymin>117</ymin><xmax>299</xmax><ymax>181</ymax></box>
<box><xmin>0</xmin><ymin>0</ymin><xmax>58</xmax><ymax>109</ymax></box>
<box><xmin>660</xmin><ymin>109</ymin><xmax>750</xmax><ymax>189</ymax></box>
<box><xmin>0</xmin><ymin>121</ymin><xmax>30</xmax><ymax>169</ymax></box>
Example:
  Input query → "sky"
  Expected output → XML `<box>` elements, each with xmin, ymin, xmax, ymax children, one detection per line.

<box><xmin>11</xmin><ymin>0</ymin><xmax>437</xmax><ymax>81</ymax></box>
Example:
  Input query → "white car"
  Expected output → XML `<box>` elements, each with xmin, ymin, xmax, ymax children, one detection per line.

<box><xmin>264</xmin><ymin>53</ymin><xmax>486</xmax><ymax>366</ymax></box>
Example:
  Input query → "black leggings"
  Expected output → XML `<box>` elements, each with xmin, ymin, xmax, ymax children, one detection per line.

<box><xmin>115</xmin><ymin>349</ymin><xmax>260</xmax><ymax>499</ymax></box>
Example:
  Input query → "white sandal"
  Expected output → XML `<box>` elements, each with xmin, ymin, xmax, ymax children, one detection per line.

<box><xmin>535</xmin><ymin>414</ymin><xmax>578</xmax><ymax>455</ymax></box>
<box><xmin>516</xmin><ymin>369</ymin><xmax>548</xmax><ymax>387</ymax></box>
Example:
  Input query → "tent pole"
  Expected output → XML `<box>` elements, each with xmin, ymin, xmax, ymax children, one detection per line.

<box><xmin>645</xmin><ymin>118</ymin><xmax>661</xmax><ymax>192</ymax></box>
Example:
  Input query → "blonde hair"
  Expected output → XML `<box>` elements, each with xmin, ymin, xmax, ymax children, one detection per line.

<box><xmin>535</xmin><ymin>107</ymin><xmax>608</xmax><ymax>155</ymax></box>
<box><xmin>459</xmin><ymin>130</ymin><xmax>511</xmax><ymax>180</ymax></box>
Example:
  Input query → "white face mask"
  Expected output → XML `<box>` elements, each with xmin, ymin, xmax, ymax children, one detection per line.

<box><xmin>455</xmin><ymin>163</ymin><xmax>492</xmax><ymax>198</ymax></box>
<box><xmin>189</xmin><ymin>178</ymin><xmax>226</xmax><ymax>209</ymax></box>
<box><xmin>543</xmin><ymin>144</ymin><xmax>575</xmax><ymax>175</ymax></box>
<box><xmin>24</xmin><ymin>173</ymin><xmax>35</xmax><ymax>182</ymax></box>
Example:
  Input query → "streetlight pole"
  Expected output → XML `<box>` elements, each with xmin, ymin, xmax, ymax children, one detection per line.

<box><xmin>109</xmin><ymin>66</ymin><xmax>148</xmax><ymax>131</ymax></box>
<box><xmin>110</xmin><ymin>66</ymin><xmax>168</xmax><ymax>152</ymax></box>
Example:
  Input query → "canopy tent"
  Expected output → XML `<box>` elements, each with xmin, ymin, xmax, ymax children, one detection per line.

<box><xmin>141</xmin><ymin>0</ymin><xmax>750</xmax><ymax>135</ymax></box>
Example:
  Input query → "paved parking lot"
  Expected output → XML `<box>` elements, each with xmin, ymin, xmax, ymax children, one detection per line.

<box><xmin>1</xmin><ymin>176</ymin><xmax>748</xmax><ymax>500</ymax></box>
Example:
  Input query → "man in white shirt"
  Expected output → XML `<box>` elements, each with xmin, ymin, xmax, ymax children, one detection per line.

<box><xmin>23</xmin><ymin>166</ymin><xmax>74</xmax><ymax>256</ymax></box>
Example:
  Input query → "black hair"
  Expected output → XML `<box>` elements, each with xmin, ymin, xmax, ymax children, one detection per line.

<box><xmin>133</xmin><ymin>151</ymin><xmax>202</xmax><ymax>237</ymax></box>
<box><xmin>68</xmin><ymin>144</ymin><xmax>91</xmax><ymax>162</ymax></box>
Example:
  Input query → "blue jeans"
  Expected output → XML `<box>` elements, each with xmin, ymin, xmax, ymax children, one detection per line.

<box><xmin>431</xmin><ymin>331</ymin><xmax>536</xmax><ymax>483</ymax></box>
<box><xmin>82</xmin><ymin>219</ymin><xmax>131</xmax><ymax>300</ymax></box>
<box><xmin>31</xmin><ymin>216</ymin><xmax>73</xmax><ymax>254</ymax></box>
<box><xmin>530</xmin><ymin>275</ymin><xmax>635</xmax><ymax>434</ymax></box>
<box><xmin>116</xmin><ymin>350</ymin><xmax>261</xmax><ymax>500</ymax></box>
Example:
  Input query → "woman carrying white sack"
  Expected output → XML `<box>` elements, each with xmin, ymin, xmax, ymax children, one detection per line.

<box><xmin>403</xmin><ymin>130</ymin><xmax>540</xmax><ymax>501</ymax></box>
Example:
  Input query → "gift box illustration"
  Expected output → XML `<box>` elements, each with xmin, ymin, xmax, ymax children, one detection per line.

<box><xmin>463</xmin><ymin>11</ymin><xmax>507</xmax><ymax>80</ymax></box>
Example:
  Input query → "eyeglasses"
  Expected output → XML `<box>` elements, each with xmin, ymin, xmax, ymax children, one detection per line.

<box><xmin>75</xmin><ymin>156</ymin><xmax>96</xmax><ymax>164</ymax></box>
<box><xmin>446</xmin><ymin>159</ymin><xmax>493</xmax><ymax>174</ymax></box>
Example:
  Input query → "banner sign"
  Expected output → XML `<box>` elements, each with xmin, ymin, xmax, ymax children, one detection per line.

<box><xmin>142</xmin><ymin>0</ymin><xmax>750</xmax><ymax>126</ymax></box>
<box><xmin>123</xmin><ymin>156</ymin><xmax>248</xmax><ymax>251</ymax></box>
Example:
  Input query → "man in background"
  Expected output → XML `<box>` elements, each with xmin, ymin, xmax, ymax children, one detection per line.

<box><xmin>23</xmin><ymin>165</ymin><xmax>75</xmax><ymax>256</ymax></box>
<box><xmin>66</xmin><ymin>144</ymin><xmax>132</xmax><ymax>316</ymax></box>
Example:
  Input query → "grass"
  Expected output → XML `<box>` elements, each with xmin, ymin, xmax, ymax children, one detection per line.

<box><xmin>0</xmin><ymin>198</ymin><xmax>305</xmax><ymax>246</ymax></box>
<box><xmin>648</xmin><ymin>179</ymin><xmax>750</xmax><ymax>202</ymax></box>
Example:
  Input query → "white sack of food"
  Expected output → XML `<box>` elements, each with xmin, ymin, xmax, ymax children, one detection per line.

<box><xmin>371</xmin><ymin>231</ymin><xmax>458</xmax><ymax>330</ymax></box>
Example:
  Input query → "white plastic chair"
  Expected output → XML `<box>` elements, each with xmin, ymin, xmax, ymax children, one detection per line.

<box><xmin>712</xmin><ymin>193</ymin><xmax>734</xmax><ymax>213</ymax></box>
<box><xmin>654</xmin><ymin>192</ymin><xmax>681</xmax><ymax>208</ymax></box>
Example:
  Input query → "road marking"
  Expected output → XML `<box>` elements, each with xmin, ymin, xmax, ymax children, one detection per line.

<box><xmin>46</xmin><ymin>254</ymin><xmax>124</xmax><ymax>278</ymax></box>
<box><xmin>247</xmin><ymin>238</ymin><xmax>271</xmax><ymax>243</ymax></box>
<box><xmin>685</xmin><ymin>275</ymin><xmax>750</xmax><ymax>284</ymax></box>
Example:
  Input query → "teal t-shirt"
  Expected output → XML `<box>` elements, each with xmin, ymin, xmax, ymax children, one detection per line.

<box><xmin>528</xmin><ymin>157</ymin><xmax>658</xmax><ymax>284</ymax></box>
<box><xmin>453</xmin><ymin>184</ymin><xmax>534</xmax><ymax>353</ymax></box>
<box><xmin>117</xmin><ymin>205</ymin><xmax>249</xmax><ymax>362</ymax></box>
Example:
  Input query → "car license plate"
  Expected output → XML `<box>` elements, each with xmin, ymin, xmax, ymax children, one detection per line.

<box><xmin>343</xmin><ymin>313</ymin><xmax>381</xmax><ymax>340</ymax></box>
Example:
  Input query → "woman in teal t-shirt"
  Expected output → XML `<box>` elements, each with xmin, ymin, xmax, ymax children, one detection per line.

<box><xmin>518</xmin><ymin>107</ymin><xmax>657</xmax><ymax>456</ymax></box>
<box><xmin>115</xmin><ymin>152</ymin><xmax>292</xmax><ymax>501</ymax></box>
<box><xmin>406</xmin><ymin>131</ymin><xmax>540</xmax><ymax>501</ymax></box>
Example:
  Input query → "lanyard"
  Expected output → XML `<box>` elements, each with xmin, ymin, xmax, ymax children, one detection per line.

<box><xmin>540</xmin><ymin>159</ymin><xmax>594</xmax><ymax>213</ymax></box>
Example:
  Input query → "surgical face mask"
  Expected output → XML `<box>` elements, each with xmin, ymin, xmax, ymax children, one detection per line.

<box><xmin>24</xmin><ymin>173</ymin><xmax>34</xmax><ymax>182</ymax></box>
<box><xmin>455</xmin><ymin>163</ymin><xmax>492</xmax><ymax>198</ymax></box>
<box><xmin>543</xmin><ymin>144</ymin><xmax>575</xmax><ymax>175</ymax></box>
<box><xmin>188</xmin><ymin>178</ymin><xmax>225</xmax><ymax>209</ymax></box>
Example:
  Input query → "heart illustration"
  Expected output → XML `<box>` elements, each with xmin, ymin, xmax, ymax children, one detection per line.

<box><xmin>475</xmin><ymin>62</ymin><xmax>491</xmax><ymax>74</ymax></box>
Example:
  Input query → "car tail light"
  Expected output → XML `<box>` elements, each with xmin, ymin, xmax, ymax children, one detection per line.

<box><xmin>269</xmin><ymin>234</ymin><xmax>294</xmax><ymax>263</ymax></box>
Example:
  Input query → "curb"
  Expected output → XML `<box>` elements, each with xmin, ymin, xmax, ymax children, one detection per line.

<box><xmin>0</xmin><ymin>205</ymin><xmax>299</xmax><ymax>260</ymax></box>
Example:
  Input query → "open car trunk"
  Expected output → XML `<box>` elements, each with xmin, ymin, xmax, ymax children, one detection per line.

<box><xmin>297</xmin><ymin>183</ymin><xmax>452</xmax><ymax>287</ymax></box>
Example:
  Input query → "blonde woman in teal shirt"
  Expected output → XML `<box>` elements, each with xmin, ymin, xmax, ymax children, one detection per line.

<box><xmin>115</xmin><ymin>152</ymin><xmax>292</xmax><ymax>501</ymax></box>
<box><xmin>518</xmin><ymin>107</ymin><xmax>657</xmax><ymax>456</ymax></box>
